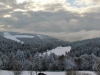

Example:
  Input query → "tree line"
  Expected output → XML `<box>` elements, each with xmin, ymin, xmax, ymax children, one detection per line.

<box><xmin>0</xmin><ymin>49</ymin><xmax>100</xmax><ymax>71</ymax></box>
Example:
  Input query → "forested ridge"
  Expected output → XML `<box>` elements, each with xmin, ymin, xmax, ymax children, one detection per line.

<box><xmin>69</xmin><ymin>38</ymin><xmax>100</xmax><ymax>57</ymax></box>
<box><xmin>0</xmin><ymin>32</ymin><xmax>100</xmax><ymax>71</ymax></box>
<box><xmin>0</xmin><ymin>32</ymin><xmax>69</xmax><ymax>54</ymax></box>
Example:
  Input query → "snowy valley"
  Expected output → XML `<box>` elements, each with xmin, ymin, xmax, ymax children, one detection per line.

<box><xmin>0</xmin><ymin>32</ymin><xmax>100</xmax><ymax>75</ymax></box>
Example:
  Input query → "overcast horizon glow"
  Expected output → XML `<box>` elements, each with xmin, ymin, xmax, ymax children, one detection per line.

<box><xmin>0</xmin><ymin>0</ymin><xmax>100</xmax><ymax>41</ymax></box>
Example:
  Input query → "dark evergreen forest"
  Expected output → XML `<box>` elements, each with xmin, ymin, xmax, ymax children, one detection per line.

<box><xmin>0</xmin><ymin>32</ymin><xmax>100</xmax><ymax>71</ymax></box>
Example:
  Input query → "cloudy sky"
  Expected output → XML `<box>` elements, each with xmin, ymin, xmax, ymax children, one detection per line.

<box><xmin>0</xmin><ymin>0</ymin><xmax>100</xmax><ymax>41</ymax></box>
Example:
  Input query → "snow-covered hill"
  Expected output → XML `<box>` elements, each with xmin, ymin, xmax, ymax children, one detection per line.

<box><xmin>3</xmin><ymin>32</ymin><xmax>34</xmax><ymax>43</ymax></box>
<box><xmin>0</xmin><ymin>31</ymin><xmax>70</xmax><ymax>55</ymax></box>
<box><xmin>45</xmin><ymin>46</ymin><xmax>71</xmax><ymax>55</ymax></box>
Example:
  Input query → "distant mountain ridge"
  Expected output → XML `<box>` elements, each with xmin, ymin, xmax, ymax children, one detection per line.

<box><xmin>0</xmin><ymin>31</ymin><xmax>100</xmax><ymax>57</ymax></box>
<box><xmin>0</xmin><ymin>31</ymin><xmax>69</xmax><ymax>54</ymax></box>
<box><xmin>0</xmin><ymin>32</ymin><xmax>100</xmax><ymax>71</ymax></box>
<box><xmin>69</xmin><ymin>38</ymin><xmax>100</xmax><ymax>57</ymax></box>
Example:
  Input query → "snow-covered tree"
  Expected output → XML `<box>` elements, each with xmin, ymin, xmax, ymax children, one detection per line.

<box><xmin>42</xmin><ymin>53</ymin><xmax>49</xmax><ymax>70</ymax></box>
<box><xmin>93</xmin><ymin>60</ymin><xmax>100</xmax><ymax>71</ymax></box>
<box><xmin>48</xmin><ymin>53</ymin><xmax>58</xmax><ymax>71</ymax></box>
<box><xmin>58</xmin><ymin>55</ymin><xmax>65</xmax><ymax>70</ymax></box>
<box><xmin>65</xmin><ymin>58</ymin><xmax>77</xmax><ymax>71</ymax></box>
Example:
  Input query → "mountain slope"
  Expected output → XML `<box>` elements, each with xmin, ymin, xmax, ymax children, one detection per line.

<box><xmin>1</xmin><ymin>31</ymin><xmax>100</xmax><ymax>57</ymax></box>
<box><xmin>0</xmin><ymin>32</ymin><xmax>70</xmax><ymax>55</ymax></box>
<box><xmin>69</xmin><ymin>38</ymin><xmax>100</xmax><ymax>57</ymax></box>
<box><xmin>3</xmin><ymin>32</ymin><xmax>34</xmax><ymax>44</ymax></box>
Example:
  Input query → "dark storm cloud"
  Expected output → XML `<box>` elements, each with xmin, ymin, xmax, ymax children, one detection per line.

<box><xmin>1</xmin><ymin>9</ymin><xmax>100</xmax><ymax>32</ymax></box>
<box><xmin>8</xmin><ymin>10</ymin><xmax>80</xmax><ymax>32</ymax></box>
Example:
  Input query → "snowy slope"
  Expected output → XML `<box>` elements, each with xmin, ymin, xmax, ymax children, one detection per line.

<box><xmin>45</xmin><ymin>46</ymin><xmax>71</xmax><ymax>55</ymax></box>
<box><xmin>37</xmin><ymin>35</ymin><xmax>43</xmax><ymax>39</ymax></box>
<box><xmin>0</xmin><ymin>71</ymin><xmax>97</xmax><ymax>75</ymax></box>
<box><xmin>3</xmin><ymin>32</ymin><xmax>34</xmax><ymax>43</ymax></box>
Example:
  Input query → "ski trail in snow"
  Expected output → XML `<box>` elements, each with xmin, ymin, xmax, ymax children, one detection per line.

<box><xmin>37</xmin><ymin>35</ymin><xmax>43</xmax><ymax>39</ymax></box>
<box><xmin>3</xmin><ymin>32</ymin><xmax>34</xmax><ymax>43</ymax></box>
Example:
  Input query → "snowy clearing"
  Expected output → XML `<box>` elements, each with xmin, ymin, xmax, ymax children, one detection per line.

<box><xmin>45</xmin><ymin>46</ymin><xmax>71</xmax><ymax>55</ymax></box>
<box><xmin>3</xmin><ymin>32</ymin><xmax>34</xmax><ymax>43</ymax></box>
<box><xmin>0</xmin><ymin>71</ymin><xmax>97</xmax><ymax>75</ymax></box>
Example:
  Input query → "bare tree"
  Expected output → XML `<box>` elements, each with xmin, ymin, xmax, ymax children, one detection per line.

<box><xmin>12</xmin><ymin>60</ymin><xmax>23</xmax><ymax>75</ymax></box>
<box><xmin>93</xmin><ymin>59</ymin><xmax>100</xmax><ymax>75</ymax></box>
<box><xmin>29</xmin><ymin>64</ymin><xmax>34</xmax><ymax>75</ymax></box>
<box><xmin>65</xmin><ymin>71</ymin><xmax>80</xmax><ymax>75</ymax></box>
<box><xmin>13</xmin><ymin>71</ymin><xmax>22</xmax><ymax>75</ymax></box>
<box><xmin>65</xmin><ymin>71</ymin><xmax>90</xmax><ymax>75</ymax></box>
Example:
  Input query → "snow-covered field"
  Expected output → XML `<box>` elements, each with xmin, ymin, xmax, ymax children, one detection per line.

<box><xmin>0</xmin><ymin>70</ymin><xmax>97</xmax><ymax>75</ymax></box>
<box><xmin>3</xmin><ymin>32</ymin><xmax>34</xmax><ymax>43</ymax></box>
<box><xmin>79</xmin><ymin>71</ymin><xmax>97</xmax><ymax>75</ymax></box>
<box><xmin>45</xmin><ymin>46</ymin><xmax>71</xmax><ymax>55</ymax></box>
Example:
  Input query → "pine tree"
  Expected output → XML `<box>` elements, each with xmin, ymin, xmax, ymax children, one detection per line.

<box><xmin>48</xmin><ymin>53</ymin><xmax>58</xmax><ymax>71</ymax></box>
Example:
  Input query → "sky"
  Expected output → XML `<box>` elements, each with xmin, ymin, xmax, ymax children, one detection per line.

<box><xmin>0</xmin><ymin>0</ymin><xmax>100</xmax><ymax>42</ymax></box>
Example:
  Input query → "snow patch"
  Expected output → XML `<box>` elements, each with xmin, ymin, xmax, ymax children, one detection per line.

<box><xmin>0</xmin><ymin>70</ymin><xmax>13</xmax><ymax>75</ymax></box>
<box><xmin>37</xmin><ymin>35</ymin><xmax>43</xmax><ymax>39</ymax></box>
<box><xmin>80</xmin><ymin>71</ymin><xmax>97</xmax><ymax>75</ymax></box>
<box><xmin>46</xmin><ymin>46</ymin><xmax>71</xmax><ymax>55</ymax></box>
<box><xmin>3</xmin><ymin>32</ymin><xmax>34</xmax><ymax>43</ymax></box>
